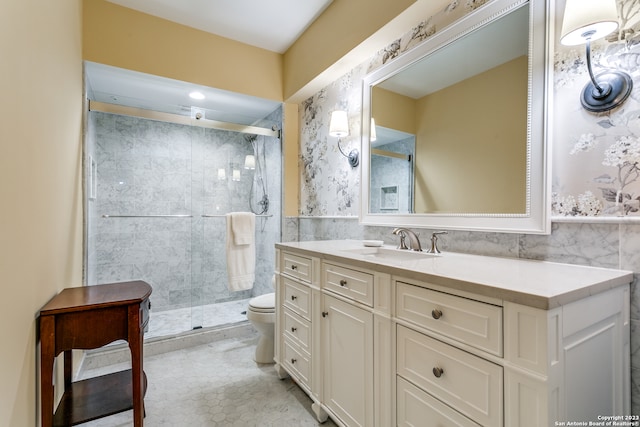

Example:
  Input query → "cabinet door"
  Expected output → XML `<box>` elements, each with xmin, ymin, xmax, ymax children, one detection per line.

<box><xmin>322</xmin><ymin>294</ymin><xmax>373</xmax><ymax>427</ymax></box>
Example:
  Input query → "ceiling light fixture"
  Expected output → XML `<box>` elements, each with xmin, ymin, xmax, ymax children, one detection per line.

<box><xmin>189</xmin><ymin>91</ymin><xmax>205</xmax><ymax>100</ymax></box>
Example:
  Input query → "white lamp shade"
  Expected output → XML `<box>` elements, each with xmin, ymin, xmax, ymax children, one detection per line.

<box><xmin>370</xmin><ymin>118</ymin><xmax>377</xmax><ymax>142</ymax></box>
<box><xmin>329</xmin><ymin>110</ymin><xmax>349</xmax><ymax>137</ymax></box>
<box><xmin>560</xmin><ymin>0</ymin><xmax>618</xmax><ymax>46</ymax></box>
<box><xmin>244</xmin><ymin>155</ymin><xmax>255</xmax><ymax>169</ymax></box>
<box><xmin>232</xmin><ymin>169</ymin><xmax>241</xmax><ymax>181</ymax></box>
<box><xmin>217</xmin><ymin>168</ymin><xmax>226</xmax><ymax>180</ymax></box>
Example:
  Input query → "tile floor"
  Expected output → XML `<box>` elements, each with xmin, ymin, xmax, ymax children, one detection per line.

<box><xmin>77</xmin><ymin>331</ymin><xmax>338</xmax><ymax>427</ymax></box>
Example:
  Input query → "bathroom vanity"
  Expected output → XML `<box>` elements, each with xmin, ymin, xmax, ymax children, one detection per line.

<box><xmin>273</xmin><ymin>240</ymin><xmax>632</xmax><ymax>427</ymax></box>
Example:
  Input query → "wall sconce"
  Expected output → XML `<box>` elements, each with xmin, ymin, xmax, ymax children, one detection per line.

<box><xmin>244</xmin><ymin>155</ymin><xmax>255</xmax><ymax>170</ymax></box>
<box><xmin>232</xmin><ymin>169</ymin><xmax>241</xmax><ymax>181</ymax></box>
<box><xmin>329</xmin><ymin>110</ymin><xmax>359</xmax><ymax>167</ymax></box>
<box><xmin>560</xmin><ymin>0</ymin><xmax>632</xmax><ymax>112</ymax></box>
<box><xmin>217</xmin><ymin>168</ymin><xmax>226</xmax><ymax>180</ymax></box>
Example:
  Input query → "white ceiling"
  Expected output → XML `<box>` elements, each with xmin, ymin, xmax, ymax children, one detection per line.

<box><xmin>105</xmin><ymin>0</ymin><xmax>333</xmax><ymax>54</ymax></box>
<box><xmin>88</xmin><ymin>1</ymin><xmax>334</xmax><ymax>124</ymax></box>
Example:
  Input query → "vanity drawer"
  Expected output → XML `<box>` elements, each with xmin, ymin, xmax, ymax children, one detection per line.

<box><xmin>282</xmin><ymin>251</ymin><xmax>313</xmax><ymax>283</ymax></box>
<box><xmin>282</xmin><ymin>276</ymin><xmax>311</xmax><ymax>321</ymax></box>
<box><xmin>283</xmin><ymin>308</ymin><xmax>310</xmax><ymax>354</ymax></box>
<box><xmin>322</xmin><ymin>262</ymin><xmax>374</xmax><ymax>306</ymax></box>
<box><xmin>397</xmin><ymin>325</ymin><xmax>503</xmax><ymax>427</ymax></box>
<box><xmin>397</xmin><ymin>376</ymin><xmax>481</xmax><ymax>427</ymax></box>
<box><xmin>396</xmin><ymin>281</ymin><xmax>503</xmax><ymax>356</ymax></box>
<box><xmin>283</xmin><ymin>337</ymin><xmax>311</xmax><ymax>387</ymax></box>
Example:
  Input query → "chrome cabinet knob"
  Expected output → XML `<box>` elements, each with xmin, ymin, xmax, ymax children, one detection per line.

<box><xmin>339</xmin><ymin>279</ymin><xmax>347</xmax><ymax>287</ymax></box>
<box><xmin>432</xmin><ymin>367</ymin><xmax>444</xmax><ymax>378</ymax></box>
<box><xmin>432</xmin><ymin>309</ymin><xmax>443</xmax><ymax>320</ymax></box>
<box><xmin>291</xmin><ymin>327</ymin><xmax>297</xmax><ymax>332</ymax></box>
<box><xmin>322</xmin><ymin>311</ymin><xmax>329</xmax><ymax>317</ymax></box>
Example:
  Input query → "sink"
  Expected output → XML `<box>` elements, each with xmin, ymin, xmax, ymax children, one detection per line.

<box><xmin>342</xmin><ymin>246</ymin><xmax>439</xmax><ymax>261</ymax></box>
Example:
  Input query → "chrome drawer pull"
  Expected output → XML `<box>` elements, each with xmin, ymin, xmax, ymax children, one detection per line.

<box><xmin>431</xmin><ymin>309</ymin><xmax>443</xmax><ymax>320</ymax></box>
<box><xmin>291</xmin><ymin>327</ymin><xmax>297</xmax><ymax>332</ymax></box>
<box><xmin>432</xmin><ymin>367</ymin><xmax>444</xmax><ymax>378</ymax></box>
<box><xmin>339</xmin><ymin>279</ymin><xmax>347</xmax><ymax>287</ymax></box>
<box><xmin>291</xmin><ymin>295</ymin><xmax>297</xmax><ymax>301</ymax></box>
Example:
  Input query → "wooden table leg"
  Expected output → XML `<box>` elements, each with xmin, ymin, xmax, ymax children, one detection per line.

<box><xmin>129</xmin><ymin>304</ymin><xmax>144</xmax><ymax>426</ymax></box>
<box><xmin>40</xmin><ymin>316</ymin><xmax>55</xmax><ymax>427</ymax></box>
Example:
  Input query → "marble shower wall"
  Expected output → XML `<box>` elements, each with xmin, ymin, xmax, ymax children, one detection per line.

<box><xmin>87</xmin><ymin>110</ymin><xmax>281</xmax><ymax>313</ymax></box>
<box><xmin>291</xmin><ymin>0</ymin><xmax>640</xmax><ymax>415</ymax></box>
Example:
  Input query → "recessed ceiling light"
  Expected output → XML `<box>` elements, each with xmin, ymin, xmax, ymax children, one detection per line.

<box><xmin>189</xmin><ymin>91</ymin><xmax>205</xmax><ymax>100</ymax></box>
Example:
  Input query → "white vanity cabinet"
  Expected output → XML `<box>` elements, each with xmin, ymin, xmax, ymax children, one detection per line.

<box><xmin>321</xmin><ymin>293</ymin><xmax>373</xmax><ymax>427</ymax></box>
<box><xmin>274</xmin><ymin>241</ymin><xmax>632</xmax><ymax>427</ymax></box>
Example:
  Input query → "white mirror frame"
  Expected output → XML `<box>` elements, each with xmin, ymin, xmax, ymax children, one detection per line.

<box><xmin>360</xmin><ymin>0</ymin><xmax>553</xmax><ymax>234</ymax></box>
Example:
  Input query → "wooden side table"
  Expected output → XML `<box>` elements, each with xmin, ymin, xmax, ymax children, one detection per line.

<box><xmin>39</xmin><ymin>281</ymin><xmax>152</xmax><ymax>427</ymax></box>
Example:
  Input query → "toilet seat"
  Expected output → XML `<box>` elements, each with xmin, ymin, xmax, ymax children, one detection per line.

<box><xmin>248</xmin><ymin>292</ymin><xmax>275</xmax><ymax>313</ymax></box>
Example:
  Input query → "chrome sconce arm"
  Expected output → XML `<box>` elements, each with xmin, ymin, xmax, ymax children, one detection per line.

<box><xmin>560</xmin><ymin>0</ymin><xmax>632</xmax><ymax>113</ymax></box>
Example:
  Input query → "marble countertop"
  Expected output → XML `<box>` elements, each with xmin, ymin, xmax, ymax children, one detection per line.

<box><xmin>276</xmin><ymin>240</ymin><xmax>634</xmax><ymax>310</ymax></box>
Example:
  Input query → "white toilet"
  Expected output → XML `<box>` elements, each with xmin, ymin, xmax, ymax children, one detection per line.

<box><xmin>246</xmin><ymin>292</ymin><xmax>276</xmax><ymax>364</ymax></box>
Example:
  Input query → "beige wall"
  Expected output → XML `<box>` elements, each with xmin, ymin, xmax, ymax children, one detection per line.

<box><xmin>83</xmin><ymin>0</ymin><xmax>283</xmax><ymax>102</ymax></box>
<box><xmin>414</xmin><ymin>56</ymin><xmax>528</xmax><ymax>213</ymax></box>
<box><xmin>0</xmin><ymin>0</ymin><xmax>84</xmax><ymax>425</ymax></box>
<box><xmin>372</xmin><ymin>86</ymin><xmax>416</xmax><ymax>134</ymax></box>
<box><xmin>283</xmin><ymin>0</ymin><xmax>415</xmax><ymax>101</ymax></box>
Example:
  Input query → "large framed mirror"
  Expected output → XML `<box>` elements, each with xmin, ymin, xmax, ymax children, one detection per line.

<box><xmin>361</xmin><ymin>0</ymin><xmax>552</xmax><ymax>234</ymax></box>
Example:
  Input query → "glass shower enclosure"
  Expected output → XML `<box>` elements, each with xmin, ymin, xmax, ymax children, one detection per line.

<box><xmin>84</xmin><ymin>85</ymin><xmax>282</xmax><ymax>340</ymax></box>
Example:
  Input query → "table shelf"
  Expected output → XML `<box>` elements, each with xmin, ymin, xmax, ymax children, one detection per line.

<box><xmin>53</xmin><ymin>369</ymin><xmax>148</xmax><ymax>427</ymax></box>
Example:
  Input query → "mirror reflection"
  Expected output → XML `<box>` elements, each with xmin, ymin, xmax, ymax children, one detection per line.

<box><xmin>369</xmin><ymin>4</ymin><xmax>529</xmax><ymax>215</ymax></box>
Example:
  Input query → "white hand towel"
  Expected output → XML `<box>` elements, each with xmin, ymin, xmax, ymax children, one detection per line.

<box><xmin>225</xmin><ymin>212</ymin><xmax>255</xmax><ymax>291</ymax></box>
<box><xmin>230</xmin><ymin>212</ymin><xmax>255</xmax><ymax>245</ymax></box>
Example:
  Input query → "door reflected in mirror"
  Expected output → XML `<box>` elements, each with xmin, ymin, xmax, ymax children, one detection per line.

<box><xmin>370</xmin><ymin>127</ymin><xmax>415</xmax><ymax>213</ymax></box>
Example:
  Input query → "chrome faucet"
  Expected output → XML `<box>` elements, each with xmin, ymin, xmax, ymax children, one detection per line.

<box><xmin>392</xmin><ymin>228</ymin><xmax>422</xmax><ymax>251</ymax></box>
<box><xmin>426</xmin><ymin>231</ymin><xmax>448</xmax><ymax>254</ymax></box>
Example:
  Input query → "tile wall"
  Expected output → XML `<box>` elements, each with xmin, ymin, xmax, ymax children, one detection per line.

<box><xmin>86</xmin><ymin>108</ymin><xmax>282</xmax><ymax>313</ymax></box>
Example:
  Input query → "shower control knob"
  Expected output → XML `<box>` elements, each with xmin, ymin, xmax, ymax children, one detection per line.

<box><xmin>432</xmin><ymin>309</ymin><xmax>443</xmax><ymax>320</ymax></box>
<box><xmin>339</xmin><ymin>279</ymin><xmax>347</xmax><ymax>287</ymax></box>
